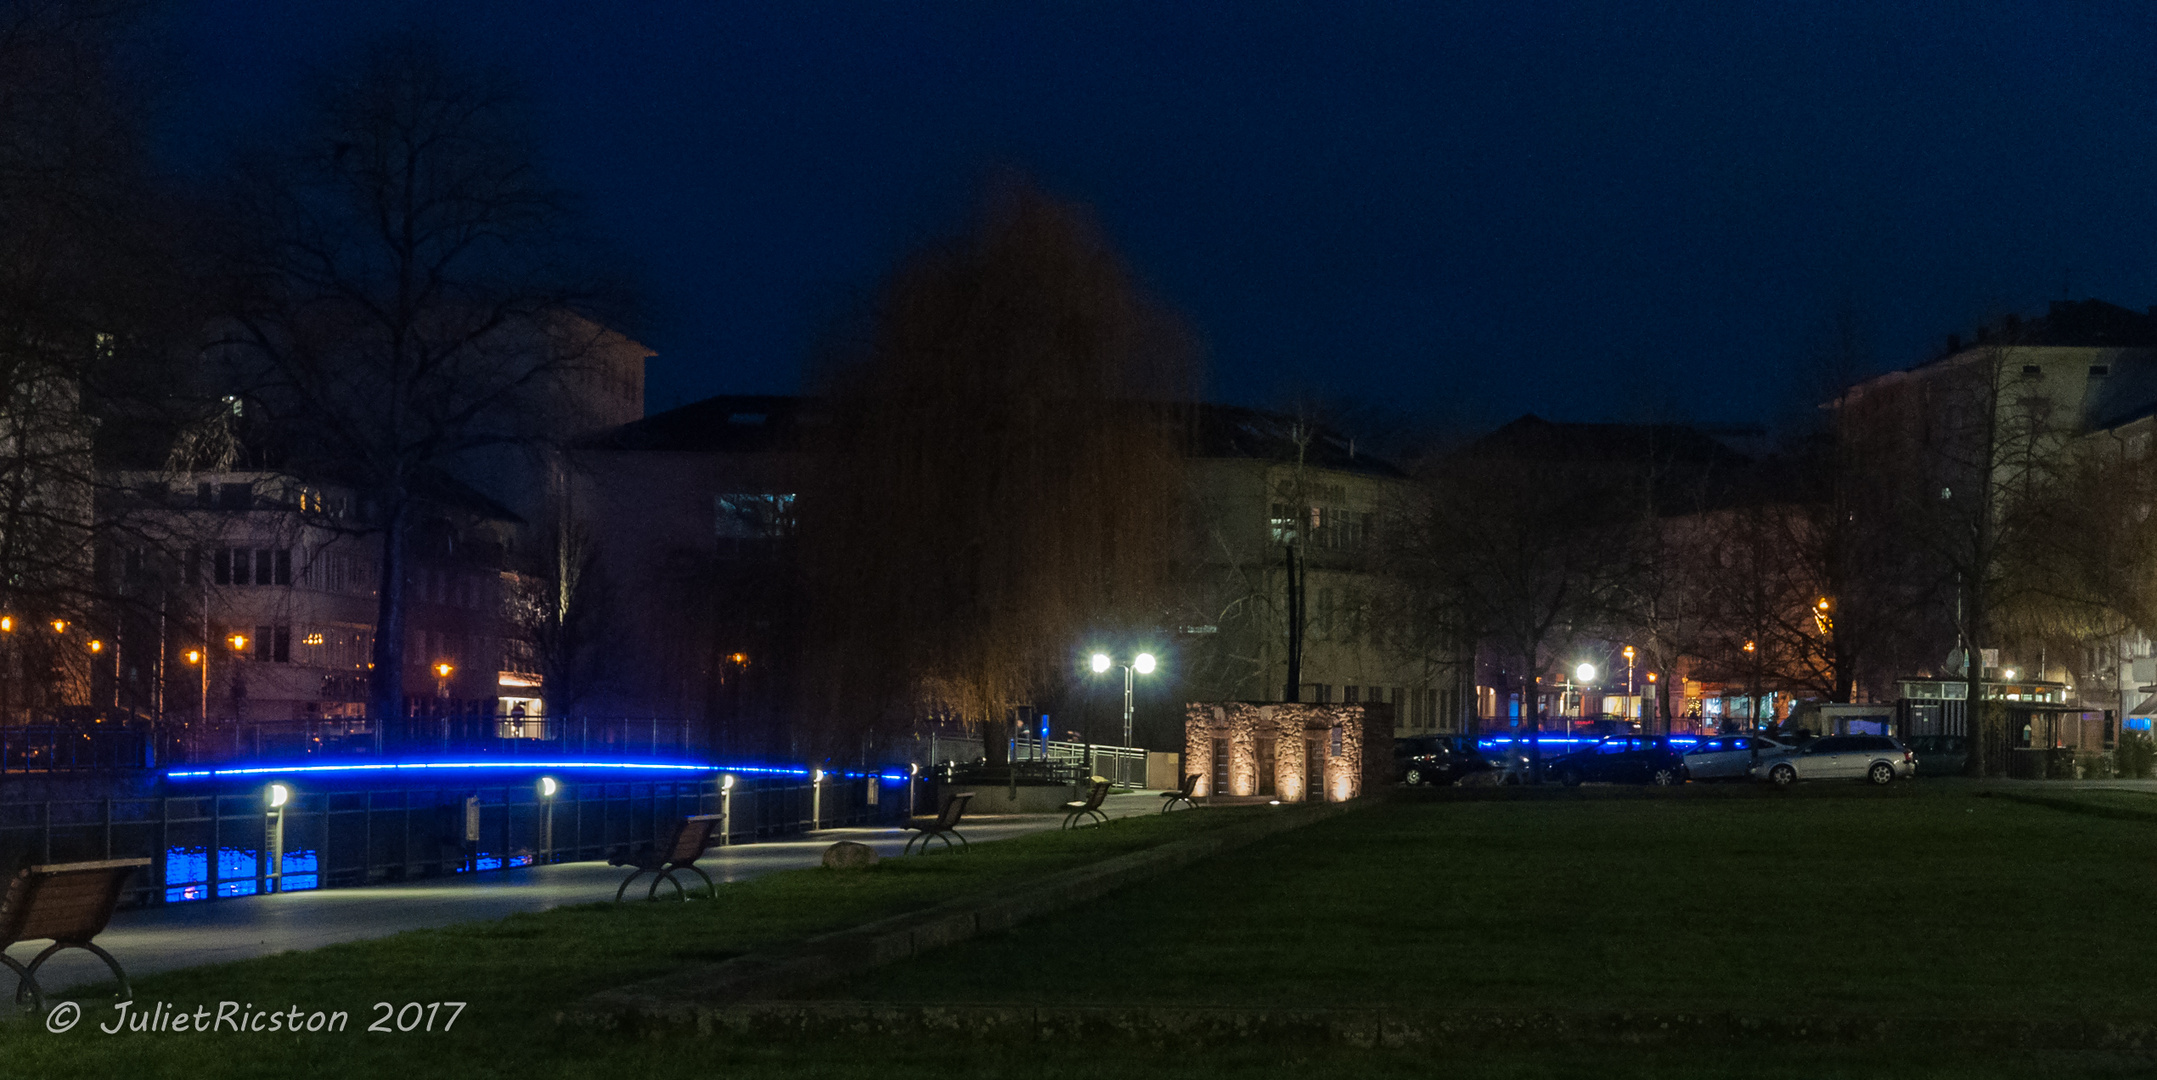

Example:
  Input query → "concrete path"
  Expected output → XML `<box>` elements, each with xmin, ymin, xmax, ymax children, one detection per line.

<box><xmin>15</xmin><ymin>791</ymin><xmax>1170</xmax><ymax>994</ymax></box>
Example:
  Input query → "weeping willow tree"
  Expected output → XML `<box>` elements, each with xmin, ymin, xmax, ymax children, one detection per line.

<box><xmin>798</xmin><ymin>181</ymin><xmax>1194</xmax><ymax>764</ymax></box>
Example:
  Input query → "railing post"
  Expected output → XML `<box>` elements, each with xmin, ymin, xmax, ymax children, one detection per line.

<box><xmin>209</xmin><ymin>795</ymin><xmax>221</xmax><ymax>901</ymax></box>
<box><xmin>156</xmin><ymin>796</ymin><xmax>170</xmax><ymax>903</ymax></box>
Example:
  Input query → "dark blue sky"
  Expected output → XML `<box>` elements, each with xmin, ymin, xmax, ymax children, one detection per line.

<box><xmin>161</xmin><ymin>1</ymin><xmax>2157</xmax><ymax>428</ymax></box>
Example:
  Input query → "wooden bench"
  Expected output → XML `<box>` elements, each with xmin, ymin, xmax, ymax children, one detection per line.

<box><xmin>902</xmin><ymin>791</ymin><xmax>973</xmax><ymax>854</ymax></box>
<box><xmin>608</xmin><ymin>814</ymin><xmax>723</xmax><ymax>901</ymax></box>
<box><xmin>1159</xmin><ymin>773</ymin><xmax>1200</xmax><ymax>813</ymax></box>
<box><xmin>1061</xmin><ymin>780</ymin><xmax>1112</xmax><ymax>829</ymax></box>
<box><xmin>1</xmin><ymin>858</ymin><xmax>150</xmax><ymax>1009</ymax></box>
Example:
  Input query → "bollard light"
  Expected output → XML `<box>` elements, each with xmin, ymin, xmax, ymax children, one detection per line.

<box><xmin>721</xmin><ymin>773</ymin><xmax>736</xmax><ymax>791</ymax></box>
<box><xmin>267</xmin><ymin>782</ymin><xmax>290</xmax><ymax>809</ymax></box>
<box><xmin>539</xmin><ymin>776</ymin><xmax>558</xmax><ymax>798</ymax></box>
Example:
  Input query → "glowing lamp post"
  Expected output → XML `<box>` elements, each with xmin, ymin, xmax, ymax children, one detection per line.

<box><xmin>1089</xmin><ymin>651</ymin><xmax>1157</xmax><ymax>749</ymax></box>
<box><xmin>538</xmin><ymin>777</ymin><xmax>558</xmax><ymax>864</ymax></box>
<box><xmin>720</xmin><ymin>773</ymin><xmax>736</xmax><ymax>846</ymax></box>
<box><xmin>1575</xmin><ymin>663</ymin><xmax>1596</xmax><ymax>720</ymax></box>
<box><xmin>265</xmin><ymin>783</ymin><xmax>290</xmax><ymax>894</ymax></box>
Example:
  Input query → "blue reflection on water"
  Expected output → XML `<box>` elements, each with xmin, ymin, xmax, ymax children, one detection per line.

<box><xmin>163</xmin><ymin>847</ymin><xmax>319</xmax><ymax>902</ymax></box>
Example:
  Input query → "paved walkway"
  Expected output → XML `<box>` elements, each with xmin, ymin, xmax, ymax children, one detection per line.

<box><xmin>16</xmin><ymin>792</ymin><xmax>1168</xmax><ymax>994</ymax></box>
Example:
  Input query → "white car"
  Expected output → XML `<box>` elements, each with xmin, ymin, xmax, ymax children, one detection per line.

<box><xmin>1681</xmin><ymin>735</ymin><xmax>1794</xmax><ymax>781</ymax></box>
<box><xmin>1750</xmin><ymin>735</ymin><xmax>1917</xmax><ymax>786</ymax></box>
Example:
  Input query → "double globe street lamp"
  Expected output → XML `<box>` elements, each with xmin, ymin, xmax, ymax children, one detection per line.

<box><xmin>1089</xmin><ymin>651</ymin><xmax>1157</xmax><ymax>748</ymax></box>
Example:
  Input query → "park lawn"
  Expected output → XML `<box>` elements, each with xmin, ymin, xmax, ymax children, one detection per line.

<box><xmin>0</xmin><ymin>806</ymin><xmax>1270</xmax><ymax>1080</ymax></box>
<box><xmin>831</xmin><ymin>784</ymin><xmax>2157</xmax><ymax>1022</ymax></box>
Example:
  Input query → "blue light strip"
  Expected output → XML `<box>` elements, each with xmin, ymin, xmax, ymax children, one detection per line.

<box><xmin>168</xmin><ymin>760</ymin><xmax>732</xmax><ymax>780</ymax></box>
<box><xmin>158</xmin><ymin>759</ymin><xmax>937</xmax><ymax>782</ymax></box>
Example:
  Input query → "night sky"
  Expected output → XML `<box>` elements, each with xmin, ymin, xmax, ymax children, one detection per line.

<box><xmin>159</xmin><ymin>1</ymin><xmax>2157</xmax><ymax>432</ymax></box>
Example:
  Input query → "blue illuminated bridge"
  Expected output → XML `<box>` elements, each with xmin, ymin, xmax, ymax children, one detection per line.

<box><xmin>0</xmin><ymin>754</ymin><xmax>919</xmax><ymax>908</ymax></box>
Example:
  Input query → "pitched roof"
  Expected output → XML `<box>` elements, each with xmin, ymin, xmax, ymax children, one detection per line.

<box><xmin>578</xmin><ymin>394</ymin><xmax>1412</xmax><ymax>478</ymax></box>
<box><xmin>572</xmin><ymin>394</ymin><xmax>811</xmax><ymax>453</ymax></box>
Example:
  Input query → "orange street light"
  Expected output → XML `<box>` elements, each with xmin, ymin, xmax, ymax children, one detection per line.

<box><xmin>229</xmin><ymin>633</ymin><xmax>248</xmax><ymax>651</ymax></box>
<box><xmin>87</xmin><ymin>640</ymin><xmax>103</xmax><ymax>653</ymax></box>
<box><xmin>49</xmin><ymin>619</ymin><xmax>65</xmax><ymax>634</ymax></box>
<box><xmin>435</xmin><ymin>662</ymin><xmax>454</xmax><ymax>678</ymax></box>
<box><xmin>1742</xmin><ymin>640</ymin><xmax>1757</xmax><ymax>653</ymax></box>
<box><xmin>1</xmin><ymin>616</ymin><xmax>14</xmax><ymax>632</ymax></box>
<box><xmin>185</xmin><ymin>649</ymin><xmax>202</xmax><ymax>664</ymax></box>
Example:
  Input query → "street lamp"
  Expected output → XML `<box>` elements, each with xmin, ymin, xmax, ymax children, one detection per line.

<box><xmin>186</xmin><ymin>647</ymin><xmax>205</xmax><ymax>724</ymax></box>
<box><xmin>1622</xmin><ymin>646</ymin><xmax>1636</xmax><ymax>723</ymax></box>
<box><xmin>1088</xmin><ymin>651</ymin><xmax>1158</xmax><ymax>748</ymax></box>
<box><xmin>1574</xmin><ymin>663</ymin><xmax>1596</xmax><ymax>721</ymax></box>
<box><xmin>265</xmin><ymin>783</ymin><xmax>290</xmax><ymax>893</ymax></box>
<box><xmin>538</xmin><ymin>777</ymin><xmax>558</xmax><ymax>863</ymax></box>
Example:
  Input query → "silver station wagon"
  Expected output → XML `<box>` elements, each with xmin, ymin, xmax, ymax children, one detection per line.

<box><xmin>1681</xmin><ymin>735</ymin><xmax>1794</xmax><ymax>781</ymax></box>
<box><xmin>1749</xmin><ymin>734</ymin><xmax>1916</xmax><ymax>786</ymax></box>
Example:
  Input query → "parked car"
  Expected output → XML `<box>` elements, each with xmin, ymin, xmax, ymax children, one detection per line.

<box><xmin>1396</xmin><ymin>735</ymin><xmax>1524</xmax><ymax>786</ymax></box>
<box><xmin>1681</xmin><ymin>734</ymin><xmax>1795</xmax><ymax>781</ymax></box>
<box><xmin>1904</xmin><ymin>734</ymin><xmax>1968</xmax><ymax>777</ymax></box>
<box><xmin>1749</xmin><ymin>735</ymin><xmax>1916</xmax><ymax>786</ymax></box>
<box><xmin>1544</xmin><ymin>735</ymin><xmax>1689</xmax><ymax>786</ymax></box>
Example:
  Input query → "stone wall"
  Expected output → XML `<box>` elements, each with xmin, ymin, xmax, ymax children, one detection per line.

<box><xmin>1183</xmin><ymin>702</ymin><xmax>1392</xmax><ymax>802</ymax></box>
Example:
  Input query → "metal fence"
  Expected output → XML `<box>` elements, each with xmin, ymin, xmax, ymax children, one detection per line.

<box><xmin>0</xmin><ymin>772</ymin><xmax>905</xmax><ymax>909</ymax></box>
<box><xmin>0</xmin><ymin>726</ymin><xmax>155</xmax><ymax>774</ymax></box>
<box><xmin>0</xmin><ymin>716</ymin><xmax>711</xmax><ymax>774</ymax></box>
<box><xmin>1011</xmin><ymin>739</ymin><xmax>1150</xmax><ymax>788</ymax></box>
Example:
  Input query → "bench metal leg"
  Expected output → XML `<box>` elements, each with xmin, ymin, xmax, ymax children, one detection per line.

<box><xmin>647</xmin><ymin>871</ymin><xmax>686</xmax><ymax>901</ymax></box>
<box><xmin>902</xmin><ymin>832</ymin><xmax>923</xmax><ymax>855</ymax></box>
<box><xmin>23</xmin><ymin>942</ymin><xmax>128</xmax><ymax>1004</ymax></box>
<box><xmin>950</xmin><ymin>829</ymin><xmax>967</xmax><ymax>851</ymax></box>
<box><xmin>615</xmin><ymin>868</ymin><xmax>652</xmax><ymax>902</ymax></box>
<box><xmin>682</xmin><ymin>866</ymin><xmax>715</xmax><ymax>897</ymax></box>
<box><xmin>1088</xmin><ymin>809</ymin><xmax>1109</xmax><ymax>827</ymax></box>
<box><xmin>5</xmin><ymin>952</ymin><xmax>42</xmax><ymax>1011</ymax></box>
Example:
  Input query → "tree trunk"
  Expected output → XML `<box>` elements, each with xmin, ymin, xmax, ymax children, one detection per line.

<box><xmin>1524</xmin><ymin>648</ymin><xmax>1543</xmax><ymax>783</ymax></box>
<box><xmin>1283</xmin><ymin>543</ymin><xmax>1302</xmax><ymax>702</ymax></box>
<box><xmin>981</xmin><ymin>712</ymin><xmax>1008</xmax><ymax>769</ymax></box>
<box><xmin>368</xmin><ymin>497</ymin><xmax>409</xmax><ymax>748</ymax></box>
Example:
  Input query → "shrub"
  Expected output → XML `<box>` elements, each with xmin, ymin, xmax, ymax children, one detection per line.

<box><xmin>2116</xmin><ymin>731</ymin><xmax>2156</xmax><ymax>779</ymax></box>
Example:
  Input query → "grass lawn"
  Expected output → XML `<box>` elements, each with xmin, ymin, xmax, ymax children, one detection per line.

<box><xmin>0</xmin><ymin>807</ymin><xmax>1269</xmax><ymax>1080</ymax></box>
<box><xmin>801</xmin><ymin>782</ymin><xmax>2157</xmax><ymax>1077</ymax></box>
<box><xmin>7</xmin><ymin>784</ymin><xmax>2153</xmax><ymax>1080</ymax></box>
<box><xmin>837</xmin><ymin>783</ymin><xmax>2152</xmax><ymax>1016</ymax></box>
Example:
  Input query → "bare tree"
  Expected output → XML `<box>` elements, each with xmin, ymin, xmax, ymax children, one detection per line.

<box><xmin>210</xmin><ymin>31</ymin><xmax>627</xmax><ymax>731</ymax></box>
<box><xmin>797</xmin><ymin>179</ymin><xmax>1195</xmax><ymax>764</ymax></box>
<box><xmin>1399</xmin><ymin>426</ymin><xmax>1650</xmax><ymax>773</ymax></box>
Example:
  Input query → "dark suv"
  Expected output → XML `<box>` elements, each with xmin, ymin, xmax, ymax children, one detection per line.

<box><xmin>1396</xmin><ymin>735</ymin><xmax>1513</xmax><ymax>786</ymax></box>
<box><xmin>1544</xmin><ymin>735</ymin><xmax>1689</xmax><ymax>786</ymax></box>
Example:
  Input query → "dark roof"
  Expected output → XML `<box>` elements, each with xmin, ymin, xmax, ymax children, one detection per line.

<box><xmin>411</xmin><ymin>467</ymin><xmax>523</xmax><ymax>524</ymax></box>
<box><xmin>572</xmin><ymin>394</ymin><xmax>812</xmax><ymax>453</ymax></box>
<box><xmin>1463</xmin><ymin>414</ymin><xmax>1758</xmax><ymax>468</ymax></box>
<box><xmin>1179</xmin><ymin>403</ymin><xmax>1408</xmax><ymax>478</ymax></box>
<box><xmin>579</xmin><ymin>394</ymin><xmax>1412</xmax><ymax>478</ymax></box>
<box><xmin>1937</xmin><ymin>298</ymin><xmax>2157</xmax><ymax>358</ymax></box>
<box><xmin>1457</xmin><ymin>414</ymin><xmax>1768</xmax><ymax>513</ymax></box>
